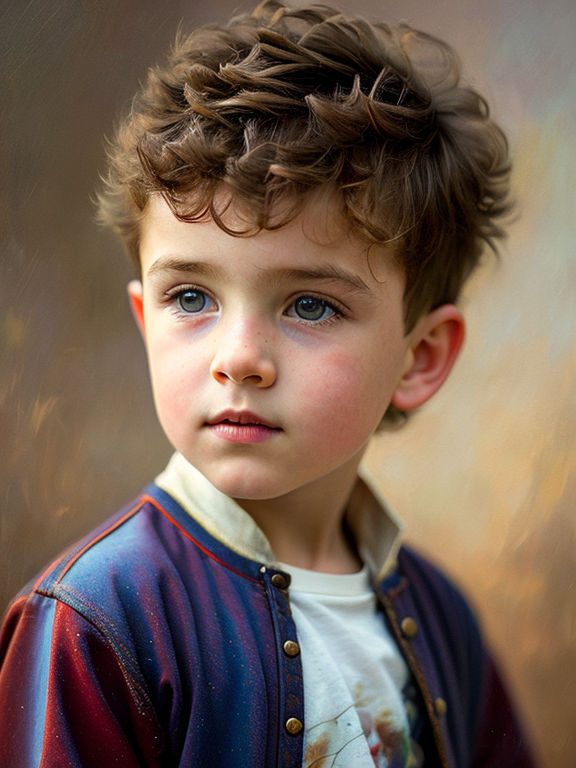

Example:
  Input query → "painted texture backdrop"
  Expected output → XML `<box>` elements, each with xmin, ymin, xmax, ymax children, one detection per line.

<box><xmin>1</xmin><ymin>1</ymin><xmax>574</xmax><ymax>765</ymax></box>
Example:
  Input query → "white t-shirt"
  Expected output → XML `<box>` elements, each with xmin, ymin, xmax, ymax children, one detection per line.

<box><xmin>280</xmin><ymin>562</ymin><xmax>420</xmax><ymax>767</ymax></box>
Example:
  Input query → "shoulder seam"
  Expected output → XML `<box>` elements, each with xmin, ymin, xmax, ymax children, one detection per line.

<box><xmin>35</xmin><ymin>586</ymin><xmax>157</xmax><ymax>718</ymax></box>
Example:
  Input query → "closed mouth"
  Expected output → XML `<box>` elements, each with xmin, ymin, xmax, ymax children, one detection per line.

<box><xmin>206</xmin><ymin>410</ymin><xmax>282</xmax><ymax>430</ymax></box>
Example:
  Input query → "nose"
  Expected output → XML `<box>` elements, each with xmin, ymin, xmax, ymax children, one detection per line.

<box><xmin>210</xmin><ymin>320</ymin><xmax>277</xmax><ymax>388</ymax></box>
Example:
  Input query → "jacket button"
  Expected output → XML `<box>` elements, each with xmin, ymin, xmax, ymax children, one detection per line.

<box><xmin>285</xmin><ymin>717</ymin><xmax>303</xmax><ymax>735</ymax></box>
<box><xmin>435</xmin><ymin>697</ymin><xmax>447</xmax><ymax>717</ymax></box>
<box><xmin>401</xmin><ymin>617</ymin><xmax>418</xmax><ymax>638</ymax></box>
<box><xmin>271</xmin><ymin>573</ymin><xmax>289</xmax><ymax>589</ymax></box>
<box><xmin>283</xmin><ymin>640</ymin><xmax>300</xmax><ymax>657</ymax></box>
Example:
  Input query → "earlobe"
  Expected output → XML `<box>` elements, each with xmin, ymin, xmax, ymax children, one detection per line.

<box><xmin>391</xmin><ymin>305</ymin><xmax>465</xmax><ymax>412</ymax></box>
<box><xmin>127</xmin><ymin>280</ymin><xmax>146</xmax><ymax>338</ymax></box>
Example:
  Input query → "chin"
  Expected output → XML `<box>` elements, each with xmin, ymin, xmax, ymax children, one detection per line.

<box><xmin>205</xmin><ymin>465</ymin><xmax>294</xmax><ymax>502</ymax></box>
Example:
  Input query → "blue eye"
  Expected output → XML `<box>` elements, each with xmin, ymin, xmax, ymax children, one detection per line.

<box><xmin>292</xmin><ymin>296</ymin><xmax>336</xmax><ymax>322</ymax></box>
<box><xmin>178</xmin><ymin>289</ymin><xmax>208</xmax><ymax>313</ymax></box>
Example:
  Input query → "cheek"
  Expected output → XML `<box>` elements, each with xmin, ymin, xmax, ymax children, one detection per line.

<box><xmin>297</xmin><ymin>349</ymin><xmax>392</xmax><ymax>443</ymax></box>
<box><xmin>146</xmin><ymin>337</ymin><xmax>203</xmax><ymax>426</ymax></box>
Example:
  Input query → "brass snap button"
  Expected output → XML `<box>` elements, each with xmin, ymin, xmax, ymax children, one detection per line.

<box><xmin>271</xmin><ymin>573</ymin><xmax>289</xmax><ymax>589</ymax></box>
<box><xmin>400</xmin><ymin>617</ymin><xmax>418</xmax><ymax>638</ymax></box>
<box><xmin>435</xmin><ymin>697</ymin><xmax>447</xmax><ymax>717</ymax></box>
<box><xmin>283</xmin><ymin>640</ymin><xmax>300</xmax><ymax>657</ymax></box>
<box><xmin>285</xmin><ymin>717</ymin><xmax>303</xmax><ymax>735</ymax></box>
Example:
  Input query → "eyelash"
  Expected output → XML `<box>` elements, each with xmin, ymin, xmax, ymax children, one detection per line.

<box><xmin>164</xmin><ymin>285</ymin><xmax>216</xmax><ymax>317</ymax></box>
<box><xmin>284</xmin><ymin>295</ymin><xmax>344</xmax><ymax>326</ymax></box>
<box><xmin>163</xmin><ymin>285</ymin><xmax>346</xmax><ymax>326</ymax></box>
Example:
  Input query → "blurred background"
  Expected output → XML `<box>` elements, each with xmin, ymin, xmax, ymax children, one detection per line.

<box><xmin>1</xmin><ymin>0</ymin><xmax>574</xmax><ymax>764</ymax></box>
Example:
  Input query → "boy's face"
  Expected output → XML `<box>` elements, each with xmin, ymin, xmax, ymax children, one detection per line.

<box><xmin>132</xmin><ymin>195</ymin><xmax>417</xmax><ymax>503</ymax></box>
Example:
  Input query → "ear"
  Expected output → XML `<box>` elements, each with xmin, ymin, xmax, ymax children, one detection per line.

<box><xmin>127</xmin><ymin>279</ymin><xmax>146</xmax><ymax>338</ymax></box>
<box><xmin>391</xmin><ymin>304</ymin><xmax>465</xmax><ymax>412</ymax></box>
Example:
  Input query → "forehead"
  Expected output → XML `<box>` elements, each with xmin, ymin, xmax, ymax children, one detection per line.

<box><xmin>139</xmin><ymin>194</ymin><xmax>402</xmax><ymax>289</ymax></box>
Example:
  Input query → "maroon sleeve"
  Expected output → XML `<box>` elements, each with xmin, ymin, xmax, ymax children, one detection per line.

<box><xmin>472</xmin><ymin>654</ymin><xmax>537</xmax><ymax>768</ymax></box>
<box><xmin>0</xmin><ymin>593</ymin><xmax>164</xmax><ymax>768</ymax></box>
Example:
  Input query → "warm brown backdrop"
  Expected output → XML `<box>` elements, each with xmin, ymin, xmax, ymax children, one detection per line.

<box><xmin>1</xmin><ymin>1</ymin><xmax>574</xmax><ymax>765</ymax></box>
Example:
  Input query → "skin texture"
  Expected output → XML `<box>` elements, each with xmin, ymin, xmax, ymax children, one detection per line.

<box><xmin>129</xmin><ymin>194</ymin><xmax>464</xmax><ymax>571</ymax></box>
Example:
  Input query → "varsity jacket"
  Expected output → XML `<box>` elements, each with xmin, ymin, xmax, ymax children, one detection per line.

<box><xmin>0</xmin><ymin>470</ymin><xmax>534</xmax><ymax>767</ymax></box>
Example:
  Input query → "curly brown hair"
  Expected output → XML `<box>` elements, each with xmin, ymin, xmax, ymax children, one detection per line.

<box><xmin>98</xmin><ymin>0</ymin><xmax>510</xmax><ymax>373</ymax></box>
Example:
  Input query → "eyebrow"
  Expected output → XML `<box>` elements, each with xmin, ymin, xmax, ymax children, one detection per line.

<box><xmin>261</xmin><ymin>266</ymin><xmax>374</xmax><ymax>295</ymax></box>
<box><xmin>147</xmin><ymin>257</ymin><xmax>220</xmax><ymax>280</ymax></box>
<box><xmin>146</xmin><ymin>256</ymin><xmax>375</xmax><ymax>295</ymax></box>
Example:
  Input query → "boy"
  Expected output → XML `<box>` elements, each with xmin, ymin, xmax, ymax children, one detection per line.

<box><xmin>0</xmin><ymin>1</ymin><xmax>535</xmax><ymax>766</ymax></box>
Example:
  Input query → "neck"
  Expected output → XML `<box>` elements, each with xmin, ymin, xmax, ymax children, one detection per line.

<box><xmin>236</xmin><ymin>460</ymin><xmax>363</xmax><ymax>574</ymax></box>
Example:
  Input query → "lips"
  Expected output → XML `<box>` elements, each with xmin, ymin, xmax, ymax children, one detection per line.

<box><xmin>206</xmin><ymin>410</ymin><xmax>280</xmax><ymax>429</ymax></box>
<box><xmin>205</xmin><ymin>410</ymin><xmax>282</xmax><ymax>444</ymax></box>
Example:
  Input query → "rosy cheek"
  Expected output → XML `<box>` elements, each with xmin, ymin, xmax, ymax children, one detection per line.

<box><xmin>313</xmin><ymin>349</ymin><xmax>374</xmax><ymax>398</ymax></box>
<box><xmin>299</xmin><ymin>351</ymin><xmax>383</xmax><ymax>438</ymax></box>
<box><xmin>148</xmin><ymin>342</ymin><xmax>195</xmax><ymax>416</ymax></box>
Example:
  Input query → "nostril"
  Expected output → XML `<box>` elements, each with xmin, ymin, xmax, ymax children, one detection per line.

<box><xmin>210</xmin><ymin>352</ymin><xmax>276</xmax><ymax>387</ymax></box>
<box><xmin>212</xmin><ymin>369</ymin><xmax>264</xmax><ymax>385</ymax></box>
